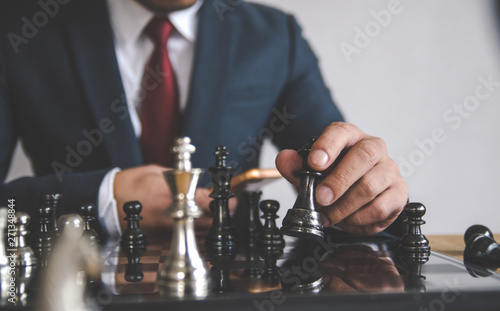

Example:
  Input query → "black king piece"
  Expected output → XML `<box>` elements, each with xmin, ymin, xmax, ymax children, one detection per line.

<box><xmin>281</xmin><ymin>137</ymin><xmax>324</xmax><ymax>239</ymax></box>
<box><xmin>206</xmin><ymin>146</ymin><xmax>238</xmax><ymax>255</ymax></box>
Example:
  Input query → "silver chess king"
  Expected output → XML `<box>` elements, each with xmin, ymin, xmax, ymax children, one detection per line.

<box><xmin>158</xmin><ymin>137</ymin><xmax>210</xmax><ymax>298</ymax></box>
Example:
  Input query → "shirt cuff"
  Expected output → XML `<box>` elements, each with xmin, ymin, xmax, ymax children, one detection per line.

<box><xmin>98</xmin><ymin>168</ymin><xmax>122</xmax><ymax>239</ymax></box>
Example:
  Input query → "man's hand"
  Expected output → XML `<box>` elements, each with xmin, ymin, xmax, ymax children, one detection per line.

<box><xmin>113</xmin><ymin>164</ymin><xmax>214</xmax><ymax>236</ymax></box>
<box><xmin>276</xmin><ymin>122</ymin><xmax>408</xmax><ymax>235</ymax></box>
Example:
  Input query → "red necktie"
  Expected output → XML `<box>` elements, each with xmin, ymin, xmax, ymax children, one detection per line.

<box><xmin>140</xmin><ymin>18</ymin><xmax>180</xmax><ymax>167</ymax></box>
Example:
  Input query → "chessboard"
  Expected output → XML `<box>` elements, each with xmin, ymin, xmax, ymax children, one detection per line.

<box><xmin>94</xmin><ymin>227</ymin><xmax>500</xmax><ymax>311</ymax></box>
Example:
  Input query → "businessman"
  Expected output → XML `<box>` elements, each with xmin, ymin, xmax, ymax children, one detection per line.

<box><xmin>0</xmin><ymin>0</ymin><xmax>408</xmax><ymax>237</ymax></box>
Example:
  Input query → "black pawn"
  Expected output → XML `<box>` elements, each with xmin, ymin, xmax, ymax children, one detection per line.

<box><xmin>258</xmin><ymin>200</ymin><xmax>285</xmax><ymax>284</ymax></box>
<box><xmin>464</xmin><ymin>224</ymin><xmax>494</xmax><ymax>244</ymax></box>
<box><xmin>399</xmin><ymin>202</ymin><xmax>430</xmax><ymax>264</ymax></box>
<box><xmin>121</xmin><ymin>201</ymin><xmax>147</xmax><ymax>250</ymax></box>
<box><xmin>463</xmin><ymin>225</ymin><xmax>500</xmax><ymax>277</ymax></box>
<box><xmin>206</xmin><ymin>146</ymin><xmax>238</xmax><ymax>255</ymax></box>
<box><xmin>31</xmin><ymin>205</ymin><xmax>54</xmax><ymax>268</ymax></box>
<box><xmin>78</xmin><ymin>202</ymin><xmax>99</xmax><ymax>247</ymax></box>
<box><xmin>257</xmin><ymin>200</ymin><xmax>284</xmax><ymax>249</ymax></box>
<box><xmin>124</xmin><ymin>248</ymin><xmax>144</xmax><ymax>282</ymax></box>
<box><xmin>41</xmin><ymin>193</ymin><xmax>63</xmax><ymax>234</ymax></box>
<box><xmin>281</xmin><ymin>137</ymin><xmax>324</xmax><ymax>239</ymax></box>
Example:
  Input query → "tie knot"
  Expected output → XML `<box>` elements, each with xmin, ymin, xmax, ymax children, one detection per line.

<box><xmin>144</xmin><ymin>17</ymin><xmax>173</xmax><ymax>47</ymax></box>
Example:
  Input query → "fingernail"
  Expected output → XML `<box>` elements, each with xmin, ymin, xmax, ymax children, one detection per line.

<box><xmin>317</xmin><ymin>185</ymin><xmax>334</xmax><ymax>206</ymax></box>
<box><xmin>310</xmin><ymin>150</ymin><xmax>329</xmax><ymax>168</ymax></box>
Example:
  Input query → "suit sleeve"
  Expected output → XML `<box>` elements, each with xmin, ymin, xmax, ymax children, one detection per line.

<box><xmin>273</xmin><ymin>15</ymin><xmax>344</xmax><ymax>151</ymax></box>
<box><xmin>0</xmin><ymin>35</ymin><xmax>110</xmax><ymax>235</ymax></box>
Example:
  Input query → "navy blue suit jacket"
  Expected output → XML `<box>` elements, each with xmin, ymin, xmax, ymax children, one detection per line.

<box><xmin>0</xmin><ymin>0</ymin><xmax>343</xmax><ymax>230</ymax></box>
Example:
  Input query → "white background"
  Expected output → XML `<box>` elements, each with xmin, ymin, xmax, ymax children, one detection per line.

<box><xmin>6</xmin><ymin>0</ymin><xmax>500</xmax><ymax>234</ymax></box>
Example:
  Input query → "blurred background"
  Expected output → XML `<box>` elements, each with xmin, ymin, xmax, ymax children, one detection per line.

<box><xmin>6</xmin><ymin>0</ymin><xmax>500</xmax><ymax>234</ymax></box>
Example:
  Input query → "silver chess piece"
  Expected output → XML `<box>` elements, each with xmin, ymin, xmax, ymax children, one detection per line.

<box><xmin>158</xmin><ymin>137</ymin><xmax>211</xmax><ymax>298</ymax></box>
<box><xmin>0</xmin><ymin>209</ymin><xmax>9</xmax><ymax>305</ymax></box>
<box><xmin>38</xmin><ymin>214</ymin><xmax>101</xmax><ymax>311</ymax></box>
<box><xmin>11</xmin><ymin>212</ymin><xmax>38</xmax><ymax>306</ymax></box>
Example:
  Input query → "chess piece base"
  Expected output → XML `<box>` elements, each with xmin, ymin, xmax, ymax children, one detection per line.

<box><xmin>281</xmin><ymin>209</ymin><xmax>324</xmax><ymax>239</ymax></box>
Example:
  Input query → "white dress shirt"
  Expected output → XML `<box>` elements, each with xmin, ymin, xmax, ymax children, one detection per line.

<box><xmin>98</xmin><ymin>0</ymin><xmax>203</xmax><ymax>238</ymax></box>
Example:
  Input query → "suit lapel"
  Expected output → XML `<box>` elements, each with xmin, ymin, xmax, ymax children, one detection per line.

<box><xmin>183</xmin><ymin>1</ymin><xmax>233</xmax><ymax>164</ymax></box>
<box><xmin>61</xmin><ymin>0</ymin><xmax>142</xmax><ymax>168</ymax></box>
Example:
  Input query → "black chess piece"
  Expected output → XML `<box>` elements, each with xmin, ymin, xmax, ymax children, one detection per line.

<box><xmin>206</xmin><ymin>146</ymin><xmax>238</xmax><ymax>254</ymax></box>
<box><xmin>242</xmin><ymin>244</ymin><xmax>263</xmax><ymax>278</ymax></box>
<box><xmin>207</xmin><ymin>248</ymin><xmax>235</xmax><ymax>294</ymax></box>
<box><xmin>399</xmin><ymin>202</ymin><xmax>431</xmax><ymax>264</ymax></box>
<box><xmin>281</xmin><ymin>137</ymin><xmax>324</xmax><ymax>239</ymax></box>
<box><xmin>258</xmin><ymin>200</ymin><xmax>285</xmax><ymax>285</ymax></box>
<box><xmin>78</xmin><ymin>202</ymin><xmax>99</xmax><ymax>247</ymax></box>
<box><xmin>280</xmin><ymin>256</ymin><xmax>324</xmax><ymax>294</ymax></box>
<box><xmin>123</xmin><ymin>248</ymin><xmax>145</xmax><ymax>282</ymax></box>
<box><xmin>280</xmin><ymin>238</ymin><xmax>326</xmax><ymax>294</ymax></box>
<box><xmin>241</xmin><ymin>191</ymin><xmax>263</xmax><ymax>247</ymax></box>
<box><xmin>31</xmin><ymin>205</ymin><xmax>54</xmax><ymax>268</ymax></box>
<box><xmin>121</xmin><ymin>201</ymin><xmax>147</xmax><ymax>250</ymax></box>
<box><xmin>398</xmin><ymin>202</ymin><xmax>430</xmax><ymax>293</ymax></box>
<box><xmin>41</xmin><ymin>193</ymin><xmax>63</xmax><ymax>234</ymax></box>
<box><xmin>257</xmin><ymin>200</ymin><xmax>285</xmax><ymax>250</ymax></box>
<box><xmin>464</xmin><ymin>224</ymin><xmax>494</xmax><ymax>244</ymax></box>
<box><xmin>463</xmin><ymin>224</ymin><xmax>500</xmax><ymax>277</ymax></box>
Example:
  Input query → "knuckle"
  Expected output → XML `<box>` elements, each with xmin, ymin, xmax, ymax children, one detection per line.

<box><xmin>333</xmin><ymin>171</ymin><xmax>352</xmax><ymax>192</ymax></box>
<box><xmin>345</xmin><ymin>211</ymin><xmax>364</xmax><ymax>226</ymax></box>
<box><xmin>328</xmin><ymin>122</ymin><xmax>351</xmax><ymax>135</ymax></box>
<box><xmin>371</xmin><ymin>136</ymin><xmax>386</xmax><ymax>151</ymax></box>
<box><xmin>357</xmin><ymin>140</ymin><xmax>380</xmax><ymax>164</ymax></box>
<box><xmin>371</xmin><ymin>202</ymin><xmax>389</xmax><ymax>221</ymax></box>
<box><xmin>333</xmin><ymin>207</ymin><xmax>351</xmax><ymax>222</ymax></box>
<box><xmin>358</xmin><ymin>177</ymin><xmax>379</xmax><ymax>198</ymax></box>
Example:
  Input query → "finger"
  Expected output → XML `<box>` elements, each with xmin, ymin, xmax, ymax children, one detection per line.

<box><xmin>337</xmin><ymin>183</ymin><xmax>407</xmax><ymax>235</ymax></box>
<box><xmin>316</xmin><ymin>137</ymin><xmax>386</xmax><ymax>206</ymax></box>
<box><xmin>318</xmin><ymin>159</ymin><xmax>398</xmax><ymax>225</ymax></box>
<box><xmin>275</xmin><ymin>149</ymin><xmax>302</xmax><ymax>188</ymax></box>
<box><xmin>309</xmin><ymin>122</ymin><xmax>368</xmax><ymax>171</ymax></box>
<box><xmin>341</xmin><ymin>181</ymin><xmax>407</xmax><ymax>227</ymax></box>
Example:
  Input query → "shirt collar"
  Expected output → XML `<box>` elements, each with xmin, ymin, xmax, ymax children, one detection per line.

<box><xmin>107</xmin><ymin>0</ymin><xmax>203</xmax><ymax>45</ymax></box>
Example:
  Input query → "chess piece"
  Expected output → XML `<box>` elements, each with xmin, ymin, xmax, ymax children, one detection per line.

<box><xmin>207</xmin><ymin>247</ymin><xmax>235</xmax><ymax>294</ymax></box>
<box><xmin>123</xmin><ymin>248</ymin><xmax>145</xmax><ymax>282</ymax></box>
<box><xmin>41</xmin><ymin>193</ymin><xmax>63</xmax><ymax>234</ymax></box>
<box><xmin>398</xmin><ymin>202</ymin><xmax>430</xmax><ymax>293</ymax></box>
<box><xmin>78</xmin><ymin>202</ymin><xmax>99</xmax><ymax>247</ymax></box>
<box><xmin>12</xmin><ymin>212</ymin><xmax>38</xmax><ymax>305</ymax></box>
<box><xmin>281</xmin><ymin>137</ymin><xmax>324</xmax><ymax>239</ymax></box>
<box><xmin>38</xmin><ymin>214</ymin><xmax>101</xmax><ymax>311</ymax></box>
<box><xmin>0</xmin><ymin>209</ymin><xmax>9</xmax><ymax>304</ymax></box>
<box><xmin>281</xmin><ymin>257</ymin><xmax>324</xmax><ymax>294</ymax></box>
<box><xmin>120</xmin><ymin>201</ymin><xmax>147</xmax><ymax>250</ymax></box>
<box><xmin>258</xmin><ymin>200</ymin><xmax>285</xmax><ymax>285</ymax></box>
<box><xmin>257</xmin><ymin>200</ymin><xmax>285</xmax><ymax>250</ymax></box>
<box><xmin>206</xmin><ymin>146</ymin><xmax>238</xmax><ymax>255</ymax></box>
<box><xmin>242</xmin><ymin>193</ymin><xmax>264</xmax><ymax>278</ymax></box>
<box><xmin>241</xmin><ymin>191</ymin><xmax>263</xmax><ymax>246</ymax></box>
<box><xmin>241</xmin><ymin>192</ymin><xmax>263</xmax><ymax>278</ymax></box>
<box><xmin>280</xmin><ymin>238</ymin><xmax>325</xmax><ymax>294</ymax></box>
<box><xmin>31</xmin><ymin>205</ymin><xmax>54</xmax><ymax>268</ymax></box>
<box><xmin>158</xmin><ymin>137</ymin><xmax>210</xmax><ymax>298</ymax></box>
<box><xmin>58</xmin><ymin>214</ymin><xmax>84</xmax><ymax>232</ymax></box>
<box><xmin>464</xmin><ymin>224</ymin><xmax>494</xmax><ymax>244</ymax></box>
<box><xmin>463</xmin><ymin>225</ymin><xmax>500</xmax><ymax>277</ymax></box>
<box><xmin>399</xmin><ymin>202</ymin><xmax>431</xmax><ymax>264</ymax></box>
